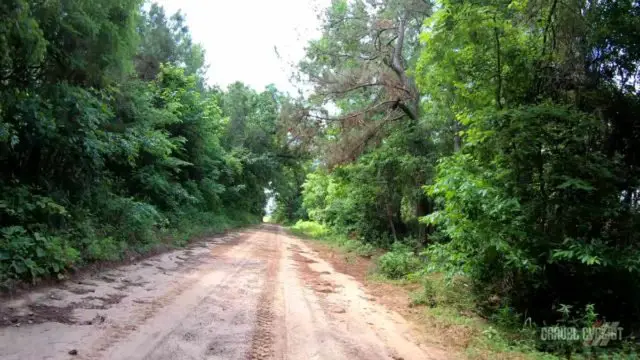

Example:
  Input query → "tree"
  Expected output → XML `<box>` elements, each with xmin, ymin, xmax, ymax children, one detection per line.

<box><xmin>135</xmin><ymin>3</ymin><xmax>207</xmax><ymax>82</ymax></box>
<box><xmin>288</xmin><ymin>0</ymin><xmax>431</xmax><ymax>165</ymax></box>
<box><xmin>419</xmin><ymin>0</ymin><xmax>640</xmax><ymax>338</ymax></box>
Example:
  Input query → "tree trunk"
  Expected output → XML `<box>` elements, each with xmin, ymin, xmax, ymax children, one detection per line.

<box><xmin>453</xmin><ymin>119</ymin><xmax>462</xmax><ymax>152</ymax></box>
<box><xmin>416</xmin><ymin>195</ymin><xmax>431</xmax><ymax>245</ymax></box>
<box><xmin>386</xmin><ymin>202</ymin><xmax>398</xmax><ymax>242</ymax></box>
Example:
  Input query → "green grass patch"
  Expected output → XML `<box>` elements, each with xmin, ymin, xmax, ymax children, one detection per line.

<box><xmin>289</xmin><ymin>220</ymin><xmax>377</xmax><ymax>257</ymax></box>
<box><xmin>377</xmin><ymin>271</ymin><xmax>560</xmax><ymax>359</ymax></box>
<box><xmin>289</xmin><ymin>220</ymin><xmax>331</xmax><ymax>239</ymax></box>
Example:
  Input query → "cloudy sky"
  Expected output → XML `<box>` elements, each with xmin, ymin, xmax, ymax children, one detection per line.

<box><xmin>153</xmin><ymin>0</ymin><xmax>330</xmax><ymax>94</ymax></box>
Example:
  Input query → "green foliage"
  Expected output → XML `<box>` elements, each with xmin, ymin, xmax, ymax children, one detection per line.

<box><xmin>0</xmin><ymin>1</ymin><xmax>292</xmax><ymax>283</ymax></box>
<box><xmin>290</xmin><ymin>220</ymin><xmax>330</xmax><ymax>239</ymax></box>
<box><xmin>376</xmin><ymin>243</ymin><xmax>421</xmax><ymax>279</ymax></box>
<box><xmin>416</xmin><ymin>0</ymin><xmax>640</xmax><ymax>354</ymax></box>
<box><xmin>103</xmin><ymin>197</ymin><xmax>163</xmax><ymax>245</ymax></box>
<box><xmin>135</xmin><ymin>3</ymin><xmax>207</xmax><ymax>82</ymax></box>
<box><xmin>352</xmin><ymin>242</ymin><xmax>376</xmax><ymax>258</ymax></box>
<box><xmin>299</xmin><ymin>127</ymin><xmax>437</xmax><ymax>248</ymax></box>
<box><xmin>0</xmin><ymin>226</ymin><xmax>79</xmax><ymax>283</ymax></box>
<box><xmin>409</xmin><ymin>274</ymin><xmax>476</xmax><ymax>312</ymax></box>
<box><xmin>409</xmin><ymin>277</ymin><xmax>436</xmax><ymax>307</ymax></box>
<box><xmin>86</xmin><ymin>237</ymin><xmax>126</xmax><ymax>262</ymax></box>
<box><xmin>271</xmin><ymin>163</ymin><xmax>309</xmax><ymax>225</ymax></box>
<box><xmin>289</xmin><ymin>220</ymin><xmax>377</xmax><ymax>258</ymax></box>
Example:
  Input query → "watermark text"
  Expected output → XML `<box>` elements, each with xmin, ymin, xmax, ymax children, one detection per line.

<box><xmin>540</xmin><ymin>322</ymin><xmax>623</xmax><ymax>346</ymax></box>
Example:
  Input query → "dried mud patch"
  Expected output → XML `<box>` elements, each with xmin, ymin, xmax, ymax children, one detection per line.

<box><xmin>209</xmin><ymin>232</ymin><xmax>251</xmax><ymax>255</ymax></box>
<box><xmin>292</xmin><ymin>247</ymin><xmax>340</xmax><ymax>296</ymax></box>
<box><xmin>65</xmin><ymin>286</ymin><xmax>97</xmax><ymax>295</ymax></box>
<box><xmin>99</xmin><ymin>275</ymin><xmax>117</xmax><ymax>283</ymax></box>
<box><xmin>291</xmin><ymin>250</ymin><xmax>317</xmax><ymax>264</ymax></box>
<box><xmin>111</xmin><ymin>278</ymin><xmax>149</xmax><ymax>291</ymax></box>
<box><xmin>0</xmin><ymin>291</ymin><xmax>123</xmax><ymax>327</ymax></box>
<box><xmin>73</xmin><ymin>293</ymin><xmax>127</xmax><ymax>310</ymax></box>
<box><xmin>0</xmin><ymin>303</ymin><xmax>75</xmax><ymax>327</ymax></box>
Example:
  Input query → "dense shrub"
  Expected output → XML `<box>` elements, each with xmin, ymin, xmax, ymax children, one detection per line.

<box><xmin>0</xmin><ymin>227</ymin><xmax>79</xmax><ymax>283</ymax></box>
<box><xmin>376</xmin><ymin>243</ymin><xmax>421</xmax><ymax>279</ymax></box>
<box><xmin>416</xmin><ymin>0</ymin><xmax>640</xmax><ymax>353</ymax></box>
<box><xmin>85</xmin><ymin>237</ymin><xmax>126</xmax><ymax>262</ymax></box>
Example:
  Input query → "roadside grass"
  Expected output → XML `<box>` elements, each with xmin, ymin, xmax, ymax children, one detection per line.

<box><xmin>407</xmin><ymin>273</ymin><xmax>560</xmax><ymax>360</ymax></box>
<box><xmin>289</xmin><ymin>220</ymin><xmax>377</xmax><ymax>258</ymax></box>
<box><xmin>289</xmin><ymin>220</ymin><xmax>331</xmax><ymax>239</ymax></box>
<box><xmin>288</xmin><ymin>220</ymin><xmax>565</xmax><ymax>360</ymax></box>
<box><xmin>154</xmin><ymin>210</ymin><xmax>260</xmax><ymax>251</ymax></box>
<box><xmin>366</xmin><ymin>270</ymin><xmax>562</xmax><ymax>360</ymax></box>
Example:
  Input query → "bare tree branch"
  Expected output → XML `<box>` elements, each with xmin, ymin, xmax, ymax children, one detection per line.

<box><xmin>305</xmin><ymin>100</ymin><xmax>403</xmax><ymax>123</ymax></box>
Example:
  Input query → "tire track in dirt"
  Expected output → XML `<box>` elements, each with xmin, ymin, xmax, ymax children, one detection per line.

<box><xmin>247</xmin><ymin>226</ymin><xmax>282</xmax><ymax>360</ymax></box>
<box><xmin>136</xmin><ymin>237</ymin><xmax>263</xmax><ymax>360</ymax></box>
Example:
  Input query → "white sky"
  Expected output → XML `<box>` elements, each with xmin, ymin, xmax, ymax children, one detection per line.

<box><xmin>153</xmin><ymin>0</ymin><xmax>330</xmax><ymax>94</ymax></box>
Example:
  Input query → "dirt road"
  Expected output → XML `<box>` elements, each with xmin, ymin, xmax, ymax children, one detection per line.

<box><xmin>0</xmin><ymin>225</ymin><xmax>447</xmax><ymax>360</ymax></box>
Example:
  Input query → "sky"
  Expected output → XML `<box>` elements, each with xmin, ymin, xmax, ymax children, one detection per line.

<box><xmin>153</xmin><ymin>0</ymin><xmax>330</xmax><ymax>94</ymax></box>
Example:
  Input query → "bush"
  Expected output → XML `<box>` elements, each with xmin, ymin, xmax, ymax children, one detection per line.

<box><xmin>410</xmin><ymin>276</ymin><xmax>437</xmax><ymax>306</ymax></box>
<box><xmin>425</xmin><ymin>105</ymin><xmax>640</xmax><ymax>332</ymax></box>
<box><xmin>339</xmin><ymin>239</ymin><xmax>376</xmax><ymax>257</ymax></box>
<box><xmin>165</xmin><ymin>210</ymin><xmax>259</xmax><ymax>248</ymax></box>
<box><xmin>290</xmin><ymin>220</ymin><xmax>330</xmax><ymax>239</ymax></box>
<box><xmin>86</xmin><ymin>237</ymin><xmax>126</xmax><ymax>261</ymax></box>
<box><xmin>376</xmin><ymin>242</ymin><xmax>421</xmax><ymax>279</ymax></box>
<box><xmin>0</xmin><ymin>226</ymin><xmax>79</xmax><ymax>282</ymax></box>
<box><xmin>104</xmin><ymin>197</ymin><xmax>164</xmax><ymax>245</ymax></box>
<box><xmin>354</xmin><ymin>242</ymin><xmax>376</xmax><ymax>257</ymax></box>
